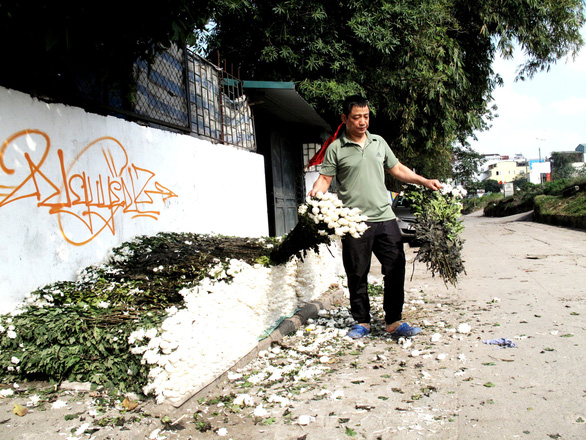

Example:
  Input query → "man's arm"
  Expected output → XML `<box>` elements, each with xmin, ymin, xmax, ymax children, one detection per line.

<box><xmin>387</xmin><ymin>162</ymin><xmax>442</xmax><ymax>191</ymax></box>
<box><xmin>308</xmin><ymin>174</ymin><xmax>334</xmax><ymax>196</ymax></box>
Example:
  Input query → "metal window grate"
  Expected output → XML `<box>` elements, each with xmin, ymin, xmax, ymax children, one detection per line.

<box><xmin>83</xmin><ymin>44</ymin><xmax>257</xmax><ymax>150</ymax></box>
<box><xmin>185</xmin><ymin>50</ymin><xmax>255</xmax><ymax>150</ymax></box>
<box><xmin>134</xmin><ymin>45</ymin><xmax>191</xmax><ymax>131</ymax></box>
<box><xmin>302</xmin><ymin>142</ymin><xmax>321</xmax><ymax>172</ymax></box>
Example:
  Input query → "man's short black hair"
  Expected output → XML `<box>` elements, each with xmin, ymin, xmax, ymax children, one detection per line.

<box><xmin>342</xmin><ymin>95</ymin><xmax>369</xmax><ymax>116</ymax></box>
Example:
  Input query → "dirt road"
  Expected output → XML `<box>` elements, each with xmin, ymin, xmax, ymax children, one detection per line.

<box><xmin>1</xmin><ymin>211</ymin><xmax>585</xmax><ymax>439</ymax></box>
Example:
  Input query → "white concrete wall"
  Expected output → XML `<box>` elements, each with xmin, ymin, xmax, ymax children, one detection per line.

<box><xmin>0</xmin><ymin>87</ymin><xmax>269</xmax><ymax>314</ymax></box>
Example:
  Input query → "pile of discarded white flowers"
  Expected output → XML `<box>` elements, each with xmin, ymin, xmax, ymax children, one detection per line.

<box><xmin>138</xmin><ymin>192</ymin><xmax>369</xmax><ymax>404</ymax></box>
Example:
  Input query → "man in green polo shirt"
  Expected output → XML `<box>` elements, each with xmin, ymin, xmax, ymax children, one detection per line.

<box><xmin>309</xmin><ymin>95</ymin><xmax>442</xmax><ymax>339</ymax></box>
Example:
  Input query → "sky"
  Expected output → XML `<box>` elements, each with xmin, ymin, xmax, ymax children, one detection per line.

<box><xmin>469</xmin><ymin>27</ymin><xmax>586</xmax><ymax>161</ymax></box>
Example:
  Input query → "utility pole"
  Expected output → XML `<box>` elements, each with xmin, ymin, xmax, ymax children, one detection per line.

<box><xmin>536</xmin><ymin>138</ymin><xmax>546</xmax><ymax>161</ymax></box>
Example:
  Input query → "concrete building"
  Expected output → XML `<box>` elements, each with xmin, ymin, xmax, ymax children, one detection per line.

<box><xmin>478</xmin><ymin>153</ymin><xmax>551</xmax><ymax>185</ymax></box>
<box><xmin>485</xmin><ymin>160</ymin><xmax>528</xmax><ymax>183</ymax></box>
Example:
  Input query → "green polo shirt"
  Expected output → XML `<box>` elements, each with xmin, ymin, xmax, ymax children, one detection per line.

<box><xmin>320</xmin><ymin>131</ymin><xmax>399</xmax><ymax>222</ymax></box>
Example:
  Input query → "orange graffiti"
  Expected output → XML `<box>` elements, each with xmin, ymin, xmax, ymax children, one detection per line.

<box><xmin>1</xmin><ymin>130</ymin><xmax>178</xmax><ymax>245</ymax></box>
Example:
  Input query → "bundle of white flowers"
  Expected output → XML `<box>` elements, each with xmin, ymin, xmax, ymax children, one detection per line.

<box><xmin>270</xmin><ymin>192</ymin><xmax>368</xmax><ymax>264</ymax></box>
<box><xmin>300</xmin><ymin>191</ymin><xmax>369</xmax><ymax>239</ymax></box>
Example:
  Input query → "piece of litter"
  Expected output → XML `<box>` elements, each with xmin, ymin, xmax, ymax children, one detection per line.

<box><xmin>483</xmin><ymin>338</ymin><xmax>516</xmax><ymax>348</ymax></box>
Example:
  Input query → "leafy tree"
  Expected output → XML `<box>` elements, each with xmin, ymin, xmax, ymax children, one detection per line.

<box><xmin>0</xmin><ymin>1</ymin><xmax>214</xmax><ymax>101</ymax></box>
<box><xmin>452</xmin><ymin>145</ymin><xmax>487</xmax><ymax>187</ymax></box>
<box><xmin>481</xmin><ymin>179</ymin><xmax>502</xmax><ymax>194</ymax></box>
<box><xmin>550</xmin><ymin>151</ymin><xmax>585</xmax><ymax>180</ymax></box>
<box><xmin>204</xmin><ymin>0</ymin><xmax>585</xmax><ymax>179</ymax></box>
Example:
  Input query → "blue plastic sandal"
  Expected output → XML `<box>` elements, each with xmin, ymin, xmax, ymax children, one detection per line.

<box><xmin>392</xmin><ymin>322</ymin><xmax>421</xmax><ymax>337</ymax></box>
<box><xmin>347</xmin><ymin>324</ymin><xmax>371</xmax><ymax>339</ymax></box>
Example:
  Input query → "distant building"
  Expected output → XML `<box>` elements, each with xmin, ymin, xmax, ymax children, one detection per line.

<box><xmin>528</xmin><ymin>160</ymin><xmax>552</xmax><ymax>184</ymax></box>
<box><xmin>477</xmin><ymin>152</ymin><xmax>550</xmax><ymax>185</ymax></box>
<box><xmin>484</xmin><ymin>160</ymin><xmax>528</xmax><ymax>184</ymax></box>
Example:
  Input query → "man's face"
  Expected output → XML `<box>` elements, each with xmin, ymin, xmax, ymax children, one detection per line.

<box><xmin>342</xmin><ymin>105</ymin><xmax>369</xmax><ymax>138</ymax></box>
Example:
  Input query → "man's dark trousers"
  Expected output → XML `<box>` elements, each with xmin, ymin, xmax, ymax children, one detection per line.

<box><xmin>342</xmin><ymin>219</ymin><xmax>405</xmax><ymax>325</ymax></box>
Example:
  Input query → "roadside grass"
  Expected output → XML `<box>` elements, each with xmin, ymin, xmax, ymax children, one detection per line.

<box><xmin>479</xmin><ymin>177</ymin><xmax>586</xmax><ymax>220</ymax></box>
<box><xmin>534</xmin><ymin>192</ymin><xmax>586</xmax><ymax>216</ymax></box>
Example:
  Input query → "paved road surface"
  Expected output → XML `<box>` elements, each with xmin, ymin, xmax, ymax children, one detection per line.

<box><xmin>454</xmin><ymin>211</ymin><xmax>586</xmax><ymax>439</ymax></box>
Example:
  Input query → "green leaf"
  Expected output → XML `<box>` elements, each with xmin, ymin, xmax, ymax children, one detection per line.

<box><xmin>345</xmin><ymin>427</ymin><xmax>357</xmax><ymax>437</ymax></box>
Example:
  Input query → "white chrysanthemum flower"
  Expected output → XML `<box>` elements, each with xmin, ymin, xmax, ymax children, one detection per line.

<box><xmin>268</xmin><ymin>394</ymin><xmax>291</xmax><ymax>407</ymax></box>
<box><xmin>75</xmin><ymin>423</ymin><xmax>91</xmax><ymax>436</ymax></box>
<box><xmin>0</xmin><ymin>389</ymin><xmax>14</xmax><ymax>397</ymax></box>
<box><xmin>297</xmin><ymin>415</ymin><xmax>316</xmax><ymax>425</ymax></box>
<box><xmin>457</xmin><ymin>323</ymin><xmax>472</xmax><ymax>334</ymax></box>
<box><xmin>331</xmin><ymin>389</ymin><xmax>344</xmax><ymax>400</ymax></box>
<box><xmin>227</xmin><ymin>371</ymin><xmax>243</xmax><ymax>381</ymax></box>
<box><xmin>52</xmin><ymin>399</ymin><xmax>68</xmax><ymax>409</ymax></box>
<box><xmin>247</xmin><ymin>373</ymin><xmax>266</xmax><ymax>385</ymax></box>
<box><xmin>254</xmin><ymin>404</ymin><xmax>269</xmax><ymax>417</ymax></box>
<box><xmin>25</xmin><ymin>394</ymin><xmax>41</xmax><ymax>407</ymax></box>
<box><xmin>234</xmin><ymin>394</ymin><xmax>255</xmax><ymax>406</ymax></box>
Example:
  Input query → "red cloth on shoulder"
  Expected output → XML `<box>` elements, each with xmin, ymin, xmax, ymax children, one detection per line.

<box><xmin>306</xmin><ymin>123</ymin><xmax>344</xmax><ymax>168</ymax></box>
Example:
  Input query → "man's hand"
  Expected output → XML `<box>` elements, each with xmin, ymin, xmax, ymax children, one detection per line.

<box><xmin>388</xmin><ymin>163</ymin><xmax>442</xmax><ymax>191</ymax></box>
<box><xmin>424</xmin><ymin>179</ymin><xmax>442</xmax><ymax>191</ymax></box>
<box><xmin>308</xmin><ymin>175</ymin><xmax>333</xmax><ymax>197</ymax></box>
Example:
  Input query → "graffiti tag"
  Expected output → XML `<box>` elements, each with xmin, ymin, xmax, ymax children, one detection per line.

<box><xmin>1</xmin><ymin>129</ymin><xmax>177</xmax><ymax>245</ymax></box>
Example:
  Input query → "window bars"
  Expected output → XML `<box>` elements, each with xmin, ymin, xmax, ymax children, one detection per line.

<box><xmin>133</xmin><ymin>45</ymin><xmax>256</xmax><ymax>151</ymax></box>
